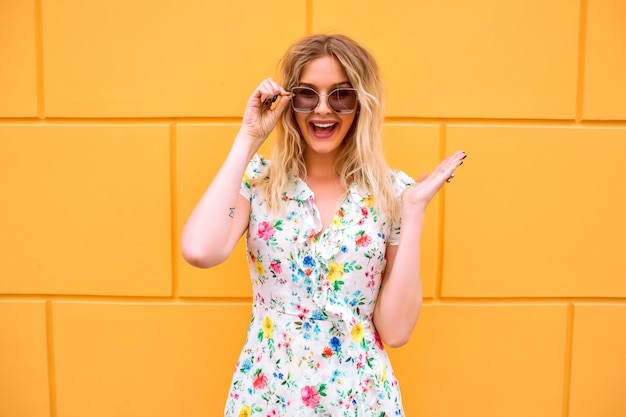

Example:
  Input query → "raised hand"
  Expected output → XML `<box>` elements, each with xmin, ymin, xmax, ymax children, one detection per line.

<box><xmin>240</xmin><ymin>78</ymin><xmax>292</xmax><ymax>143</ymax></box>
<box><xmin>402</xmin><ymin>150</ymin><xmax>467</xmax><ymax>211</ymax></box>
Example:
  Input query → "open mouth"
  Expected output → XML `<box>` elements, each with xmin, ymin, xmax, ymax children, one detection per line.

<box><xmin>310</xmin><ymin>121</ymin><xmax>338</xmax><ymax>136</ymax></box>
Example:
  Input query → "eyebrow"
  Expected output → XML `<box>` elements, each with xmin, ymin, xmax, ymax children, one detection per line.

<box><xmin>297</xmin><ymin>81</ymin><xmax>352</xmax><ymax>89</ymax></box>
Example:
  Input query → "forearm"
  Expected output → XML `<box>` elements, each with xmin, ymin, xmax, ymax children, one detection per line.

<box><xmin>181</xmin><ymin>131</ymin><xmax>261</xmax><ymax>268</ymax></box>
<box><xmin>374</xmin><ymin>206</ymin><xmax>425</xmax><ymax>347</ymax></box>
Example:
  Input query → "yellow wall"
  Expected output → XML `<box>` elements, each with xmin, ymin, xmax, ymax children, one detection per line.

<box><xmin>1</xmin><ymin>0</ymin><xmax>625</xmax><ymax>416</ymax></box>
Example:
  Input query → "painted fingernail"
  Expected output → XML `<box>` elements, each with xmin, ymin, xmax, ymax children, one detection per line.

<box><xmin>263</xmin><ymin>98</ymin><xmax>271</xmax><ymax>105</ymax></box>
<box><xmin>272</xmin><ymin>95</ymin><xmax>278</xmax><ymax>102</ymax></box>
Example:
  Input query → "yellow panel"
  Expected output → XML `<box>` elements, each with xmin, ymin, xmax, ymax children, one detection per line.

<box><xmin>42</xmin><ymin>0</ymin><xmax>305</xmax><ymax>117</ymax></box>
<box><xmin>0</xmin><ymin>301</ymin><xmax>50</xmax><ymax>417</ymax></box>
<box><xmin>0</xmin><ymin>125</ymin><xmax>172</xmax><ymax>296</ymax></box>
<box><xmin>584</xmin><ymin>0</ymin><xmax>626</xmax><ymax>120</ymax></box>
<box><xmin>570</xmin><ymin>304</ymin><xmax>626</xmax><ymax>417</ymax></box>
<box><xmin>53</xmin><ymin>301</ymin><xmax>252</xmax><ymax>417</ymax></box>
<box><xmin>388</xmin><ymin>304</ymin><xmax>567</xmax><ymax>417</ymax></box>
<box><xmin>442</xmin><ymin>126</ymin><xmax>626</xmax><ymax>297</ymax></box>
<box><xmin>383</xmin><ymin>124</ymin><xmax>441</xmax><ymax>298</ymax></box>
<box><xmin>0</xmin><ymin>0</ymin><xmax>37</xmax><ymax>116</ymax></box>
<box><xmin>177</xmin><ymin>123</ymin><xmax>273</xmax><ymax>297</ymax></box>
<box><xmin>314</xmin><ymin>0</ymin><xmax>578</xmax><ymax>119</ymax></box>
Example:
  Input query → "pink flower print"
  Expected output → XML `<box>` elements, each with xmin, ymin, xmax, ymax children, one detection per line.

<box><xmin>365</xmin><ymin>266</ymin><xmax>376</xmax><ymax>289</ymax></box>
<box><xmin>301</xmin><ymin>385</ymin><xmax>321</xmax><ymax>408</ymax></box>
<box><xmin>270</xmin><ymin>260</ymin><xmax>282</xmax><ymax>274</ymax></box>
<box><xmin>257</xmin><ymin>221</ymin><xmax>275</xmax><ymax>241</ymax></box>
<box><xmin>355</xmin><ymin>231</ymin><xmax>372</xmax><ymax>248</ymax></box>
<box><xmin>253</xmin><ymin>371</ymin><xmax>268</xmax><ymax>390</ymax></box>
<box><xmin>373</xmin><ymin>329</ymin><xmax>384</xmax><ymax>350</ymax></box>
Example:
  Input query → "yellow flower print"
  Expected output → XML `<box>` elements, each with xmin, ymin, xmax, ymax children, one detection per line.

<box><xmin>326</xmin><ymin>262</ymin><xmax>344</xmax><ymax>283</ymax></box>
<box><xmin>381</xmin><ymin>365</ymin><xmax>388</xmax><ymax>382</ymax></box>
<box><xmin>238</xmin><ymin>405</ymin><xmax>251</xmax><ymax>417</ymax></box>
<box><xmin>331</xmin><ymin>214</ymin><xmax>342</xmax><ymax>227</ymax></box>
<box><xmin>262</xmin><ymin>316</ymin><xmax>274</xmax><ymax>339</ymax></box>
<box><xmin>351</xmin><ymin>322</ymin><xmax>364</xmax><ymax>342</ymax></box>
<box><xmin>363</xmin><ymin>195</ymin><xmax>374</xmax><ymax>208</ymax></box>
<box><xmin>255</xmin><ymin>259</ymin><xmax>264</xmax><ymax>275</ymax></box>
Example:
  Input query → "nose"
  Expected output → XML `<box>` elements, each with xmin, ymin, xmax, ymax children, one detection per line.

<box><xmin>315</xmin><ymin>94</ymin><xmax>333</xmax><ymax>114</ymax></box>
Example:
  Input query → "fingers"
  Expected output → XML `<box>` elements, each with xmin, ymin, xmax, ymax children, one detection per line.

<box><xmin>440</xmin><ymin>150</ymin><xmax>467</xmax><ymax>184</ymax></box>
<box><xmin>241</xmin><ymin>79</ymin><xmax>293</xmax><ymax>140</ymax></box>
<box><xmin>255</xmin><ymin>78</ymin><xmax>291</xmax><ymax>109</ymax></box>
<box><xmin>415</xmin><ymin>151</ymin><xmax>467</xmax><ymax>184</ymax></box>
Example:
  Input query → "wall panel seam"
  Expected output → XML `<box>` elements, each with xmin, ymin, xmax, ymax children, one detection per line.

<box><xmin>170</xmin><ymin>122</ymin><xmax>179</xmax><ymax>299</ymax></box>
<box><xmin>2</xmin><ymin>295</ymin><xmax>625</xmax><ymax>304</ymax></box>
<box><xmin>34</xmin><ymin>0</ymin><xmax>45</xmax><ymax>119</ymax></box>
<box><xmin>45</xmin><ymin>300</ymin><xmax>58</xmax><ymax>417</ymax></box>
<box><xmin>561</xmin><ymin>303</ymin><xmax>575</xmax><ymax>417</ymax></box>
<box><xmin>2</xmin><ymin>118</ymin><xmax>626</xmax><ymax>126</ymax></box>
<box><xmin>435</xmin><ymin>122</ymin><xmax>447</xmax><ymax>300</ymax></box>
<box><xmin>576</xmin><ymin>0</ymin><xmax>589</xmax><ymax>122</ymax></box>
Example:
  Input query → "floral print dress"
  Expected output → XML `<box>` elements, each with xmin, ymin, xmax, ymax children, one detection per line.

<box><xmin>224</xmin><ymin>155</ymin><xmax>415</xmax><ymax>417</ymax></box>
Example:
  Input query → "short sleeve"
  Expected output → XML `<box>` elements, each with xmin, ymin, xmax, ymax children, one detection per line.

<box><xmin>388</xmin><ymin>170</ymin><xmax>416</xmax><ymax>246</ymax></box>
<box><xmin>239</xmin><ymin>154</ymin><xmax>270</xmax><ymax>201</ymax></box>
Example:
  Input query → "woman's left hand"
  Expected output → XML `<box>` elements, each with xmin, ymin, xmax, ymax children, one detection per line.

<box><xmin>402</xmin><ymin>150</ymin><xmax>467</xmax><ymax>211</ymax></box>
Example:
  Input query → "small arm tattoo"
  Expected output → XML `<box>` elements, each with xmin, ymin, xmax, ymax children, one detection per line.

<box><xmin>229</xmin><ymin>207</ymin><xmax>235</xmax><ymax>218</ymax></box>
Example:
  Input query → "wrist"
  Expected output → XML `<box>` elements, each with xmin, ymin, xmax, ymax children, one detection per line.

<box><xmin>400</xmin><ymin>198</ymin><xmax>427</xmax><ymax>217</ymax></box>
<box><xmin>233</xmin><ymin>130</ymin><xmax>264</xmax><ymax>159</ymax></box>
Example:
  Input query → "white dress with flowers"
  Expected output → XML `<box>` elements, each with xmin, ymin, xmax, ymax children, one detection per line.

<box><xmin>224</xmin><ymin>155</ymin><xmax>415</xmax><ymax>417</ymax></box>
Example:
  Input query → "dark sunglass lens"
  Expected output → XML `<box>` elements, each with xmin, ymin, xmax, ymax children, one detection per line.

<box><xmin>329</xmin><ymin>89</ymin><xmax>357</xmax><ymax>113</ymax></box>
<box><xmin>292</xmin><ymin>88</ymin><xmax>318</xmax><ymax>111</ymax></box>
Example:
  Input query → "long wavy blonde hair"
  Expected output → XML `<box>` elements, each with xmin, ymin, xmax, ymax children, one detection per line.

<box><xmin>257</xmin><ymin>34</ymin><xmax>399</xmax><ymax>221</ymax></box>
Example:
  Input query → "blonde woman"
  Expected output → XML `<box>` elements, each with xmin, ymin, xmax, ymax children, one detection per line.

<box><xmin>182</xmin><ymin>34</ymin><xmax>466</xmax><ymax>416</ymax></box>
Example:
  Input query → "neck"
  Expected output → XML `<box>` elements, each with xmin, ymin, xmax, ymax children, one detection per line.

<box><xmin>303</xmin><ymin>151</ymin><xmax>339</xmax><ymax>181</ymax></box>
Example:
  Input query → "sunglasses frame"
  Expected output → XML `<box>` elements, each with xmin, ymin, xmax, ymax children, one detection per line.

<box><xmin>290</xmin><ymin>86</ymin><xmax>359</xmax><ymax>114</ymax></box>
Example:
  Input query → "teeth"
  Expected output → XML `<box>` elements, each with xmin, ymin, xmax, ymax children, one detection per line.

<box><xmin>313</xmin><ymin>122</ymin><xmax>335</xmax><ymax>128</ymax></box>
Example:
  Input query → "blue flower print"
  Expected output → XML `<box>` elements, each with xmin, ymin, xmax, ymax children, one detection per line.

<box><xmin>303</xmin><ymin>255</ymin><xmax>315</xmax><ymax>268</ymax></box>
<box><xmin>329</xmin><ymin>336</ymin><xmax>342</xmax><ymax>353</ymax></box>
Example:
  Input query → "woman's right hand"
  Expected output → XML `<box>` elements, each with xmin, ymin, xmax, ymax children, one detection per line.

<box><xmin>240</xmin><ymin>78</ymin><xmax>292</xmax><ymax>143</ymax></box>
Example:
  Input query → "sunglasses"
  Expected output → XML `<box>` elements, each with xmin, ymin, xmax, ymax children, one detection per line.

<box><xmin>290</xmin><ymin>86</ymin><xmax>358</xmax><ymax>114</ymax></box>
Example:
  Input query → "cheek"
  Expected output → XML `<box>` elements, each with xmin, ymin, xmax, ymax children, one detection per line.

<box><xmin>294</xmin><ymin>113</ymin><xmax>309</xmax><ymax>135</ymax></box>
<box><xmin>340</xmin><ymin>115</ymin><xmax>357</xmax><ymax>136</ymax></box>
<box><xmin>294</xmin><ymin>114</ymin><xmax>308</xmax><ymax>133</ymax></box>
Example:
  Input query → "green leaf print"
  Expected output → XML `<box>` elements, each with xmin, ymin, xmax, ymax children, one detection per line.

<box><xmin>343</xmin><ymin>260</ymin><xmax>362</xmax><ymax>272</ymax></box>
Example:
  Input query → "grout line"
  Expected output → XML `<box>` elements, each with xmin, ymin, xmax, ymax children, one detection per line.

<box><xmin>34</xmin><ymin>0</ymin><xmax>45</xmax><ymax>119</ymax></box>
<box><xmin>561</xmin><ymin>303</ymin><xmax>575</xmax><ymax>417</ymax></box>
<box><xmin>575</xmin><ymin>0</ymin><xmax>589</xmax><ymax>123</ymax></box>
<box><xmin>385</xmin><ymin>117</ymin><xmax>626</xmax><ymax>126</ymax></box>
<box><xmin>2</xmin><ymin>117</ymin><xmax>626</xmax><ymax>126</ymax></box>
<box><xmin>0</xmin><ymin>294</ymin><xmax>623</xmax><ymax>304</ymax></box>
<box><xmin>45</xmin><ymin>300</ymin><xmax>58</xmax><ymax>417</ymax></box>
<box><xmin>305</xmin><ymin>0</ymin><xmax>313</xmax><ymax>35</ymax></box>
<box><xmin>424</xmin><ymin>297</ymin><xmax>626</xmax><ymax>304</ymax></box>
<box><xmin>434</xmin><ymin>123</ymin><xmax>447</xmax><ymax>300</ymax></box>
<box><xmin>0</xmin><ymin>294</ymin><xmax>197</xmax><ymax>303</ymax></box>
<box><xmin>170</xmin><ymin>122</ymin><xmax>180</xmax><ymax>299</ymax></box>
<box><xmin>0</xmin><ymin>117</ymin><xmax>244</xmax><ymax>124</ymax></box>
